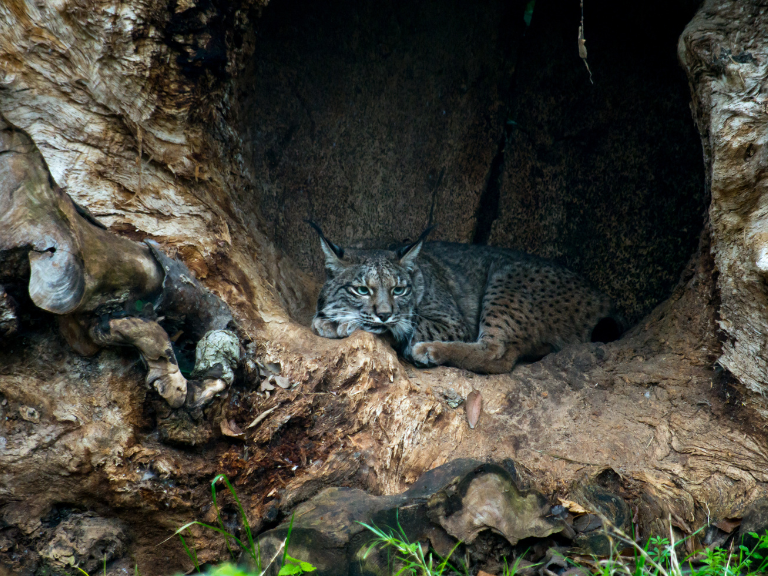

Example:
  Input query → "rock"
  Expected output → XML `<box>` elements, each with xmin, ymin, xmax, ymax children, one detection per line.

<box><xmin>440</xmin><ymin>388</ymin><xmax>463</xmax><ymax>409</ymax></box>
<box><xmin>40</xmin><ymin>513</ymin><xmax>128</xmax><ymax>573</ymax></box>
<box><xmin>19</xmin><ymin>406</ymin><xmax>40</xmax><ymax>424</ymax></box>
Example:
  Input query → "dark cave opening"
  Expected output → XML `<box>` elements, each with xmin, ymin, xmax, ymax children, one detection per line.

<box><xmin>235</xmin><ymin>0</ymin><xmax>706</xmax><ymax>324</ymax></box>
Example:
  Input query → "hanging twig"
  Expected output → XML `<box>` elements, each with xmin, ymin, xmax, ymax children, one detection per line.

<box><xmin>579</xmin><ymin>0</ymin><xmax>593</xmax><ymax>84</ymax></box>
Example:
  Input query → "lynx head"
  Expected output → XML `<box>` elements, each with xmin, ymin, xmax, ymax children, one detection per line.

<box><xmin>308</xmin><ymin>222</ymin><xmax>432</xmax><ymax>344</ymax></box>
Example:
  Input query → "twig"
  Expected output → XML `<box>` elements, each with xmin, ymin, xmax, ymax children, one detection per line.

<box><xmin>531</xmin><ymin>448</ymin><xmax>602</xmax><ymax>466</ymax></box>
<box><xmin>247</xmin><ymin>405</ymin><xmax>278</xmax><ymax>429</ymax></box>
<box><xmin>579</xmin><ymin>0</ymin><xmax>593</xmax><ymax>84</ymax></box>
<box><xmin>137</xmin><ymin>124</ymin><xmax>142</xmax><ymax>195</ymax></box>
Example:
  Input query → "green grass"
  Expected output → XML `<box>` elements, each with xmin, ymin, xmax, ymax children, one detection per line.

<box><xmin>354</xmin><ymin>514</ymin><xmax>768</xmax><ymax>576</ymax></box>
<box><xmin>160</xmin><ymin>474</ymin><xmax>315</xmax><ymax>576</ymax></box>
<box><xmin>586</xmin><ymin>521</ymin><xmax>768</xmax><ymax>576</ymax></box>
<box><xmin>358</xmin><ymin>511</ymin><xmax>466</xmax><ymax>576</ymax></box>
<box><xmin>71</xmin><ymin>475</ymin><xmax>768</xmax><ymax>576</ymax></box>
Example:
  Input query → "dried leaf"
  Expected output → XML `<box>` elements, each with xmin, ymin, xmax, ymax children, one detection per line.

<box><xmin>220</xmin><ymin>419</ymin><xmax>244</xmax><ymax>438</ymax></box>
<box><xmin>260</xmin><ymin>380</ymin><xmax>276</xmax><ymax>392</ymax></box>
<box><xmin>558</xmin><ymin>498</ymin><xmax>590</xmax><ymax>515</ymax></box>
<box><xmin>465</xmin><ymin>390</ymin><xmax>482</xmax><ymax>429</ymax></box>
<box><xmin>271</xmin><ymin>375</ymin><xmax>291</xmax><ymax>389</ymax></box>
<box><xmin>578</xmin><ymin>25</ymin><xmax>588</xmax><ymax>59</ymax></box>
<box><xmin>265</xmin><ymin>362</ymin><xmax>282</xmax><ymax>374</ymax></box>
<box><xmin>714</xmin><ymin>518</ymin><xmax>741</xmax><ymax>533</ymax></box>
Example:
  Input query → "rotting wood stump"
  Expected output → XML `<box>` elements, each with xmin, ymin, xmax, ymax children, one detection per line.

<box><xmin>2</xmin><ymin>0</ymin><xmax>768</xmax><ymax>574</ymax></box>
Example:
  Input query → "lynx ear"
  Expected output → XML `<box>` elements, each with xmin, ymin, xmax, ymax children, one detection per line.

<box><xmin>396</xmin><ymin>226</ymin><xmax>434</xmax><ymax>269</ymax></box>
<box><xmin>306</xmin><ymin>220</ymin><xmax>347</xmax><ymax>275</ymax></box>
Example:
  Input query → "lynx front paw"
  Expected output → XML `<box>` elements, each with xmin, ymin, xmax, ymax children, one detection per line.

<box><xmin>312</xmin><ymin>316</ymin><xmax>358</xmax><ymax>338</ymax></box>
<box><xmin>312</xmin><ymin>316</ymin><xmax>340</xmax><ymax>338</ymax></box>
<box><xmin>410</xmin><ymin>341</ymin><xmax>447</xmax><ymax>367</ymax></box>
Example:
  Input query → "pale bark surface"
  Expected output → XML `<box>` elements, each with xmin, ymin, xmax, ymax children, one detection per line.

<box><xmin>1</xmin><ymin>0</ymin><xmax>768</xmax><ymax>575</ymax></box>
<box><xmin>679</xmin><ymin>0</ymin><xmax>768</xmax><ymax>404</ymax></box>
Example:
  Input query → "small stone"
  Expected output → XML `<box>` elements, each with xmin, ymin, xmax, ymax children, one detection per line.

<box><xmin>441</xmin><ymin>388</ymin><xmax>463</xmax><ymax>408</ymax></box>
<box><xmin>19</xmin><ymin>406</ymin><xmax>40</xmax><ymax>423</ymax></box>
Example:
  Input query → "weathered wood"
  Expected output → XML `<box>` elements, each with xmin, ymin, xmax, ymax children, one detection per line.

<box><xmin>254</xmin><ymin>460</ymin><xmax>565</xmax><ymax>576</ymax></box>
<box><xmin>679</xmin><ymin>0</ymin><xmax>768</xmax><ymax>405</ymax></box>
<box><xmin>0</xmin><ymin>117</ymin><xmax>240</xmax><ymax>409</ymax></box>
<box><xmin>1</xmin><ymin>0</ymin><xmax>768</xmax><ymax>574</ymax></box>
<box><xmin>0</xmin><ymin>118</ymin><xmax>165</xmax><ymax>315</ymax></box>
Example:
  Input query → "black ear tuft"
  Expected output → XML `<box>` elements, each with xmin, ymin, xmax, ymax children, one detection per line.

<box><xmin>395</xmin><ymin>226</ymin><xmax>435</xmax><ymax>259</ymax></box>
<box><xmin>306</xmin><ymin>220</ymin><xmax>345</xmax><ymax>259</ymax></box>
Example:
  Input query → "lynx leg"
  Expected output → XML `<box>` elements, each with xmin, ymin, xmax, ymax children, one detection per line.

<box><xmin>411</xmin><ymin>338</ymin><xmax>520</xmax><ymax>373</ymax></box>
<box><xmin>411</xmin><ymin>266</ymin><xmax>542</xmax><ymax>373</ymax></box>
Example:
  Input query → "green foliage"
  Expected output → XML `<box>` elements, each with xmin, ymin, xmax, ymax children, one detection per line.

<box><xmin>162</xmin><ymin>473</ymin><xmax>262</xmax><ymax>573</ymax></box>
<box><xmin>586</xmin><ymin>525</ymin><xmax>768</xmax><ymax>576</ymax></box>
<box><xmin>157</xmin><ymin>474</ymin><xmax>316</xmax><ymax>576</ymax></box>
<box><xmin>72</xmin><ymin>481</ymin><xmax>768</xmax><ymax>576</ymax></box>
<box><xmin>201</xmin><ymin>564</ymin><xmax>253</xmax><ymax>576</ymax></box>
<box><xmin>523</xmin><ymin>0</ymin><xmax>536</xmax><ymax>27</ymax></box>
<box><xmin>359</xmin><ymin>512</ymin><xmax>465</xmax><ymax>576</ymax></box>
<box><xmin>277</xmin><ymin>555</ymin><xmax>317</xmax><ymax>575</ymax></box>
<box><xmin>357</xmin><ymin>511</ymin><xmax>768</xmax><ymax>576</ymax></box>
<box><xmin>502</xmin><ymin>554</ymin><xmax>538</xmax><ymax>576</ymax></box>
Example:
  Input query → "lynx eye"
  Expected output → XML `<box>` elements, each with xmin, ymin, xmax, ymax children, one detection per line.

<box><xmin>392</xmin><ymin>286</ymin><xmax>407</xmax><ymax>296</ymax></box>
<box><xmin>353</xmin><ymin>286</ymin><xmax>370</xmax><ymax>296</ymax></box>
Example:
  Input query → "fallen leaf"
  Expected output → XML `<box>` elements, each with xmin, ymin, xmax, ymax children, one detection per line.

<box><xmin>714</xmin><ymin>518</ymin><xmax>741</xmax><ymax>533</ymax></box>
<box><xmin>466</xmin><ymin>390</ymin><xmax>482</xmax><ymax>429</ymax></box>
<box><xmin>220</xmin><ymin>419</ymin><xmax>244</xmax><ymax>438</ymax></box>
<box><xmin>265</xmin><ymin>362</ymin><xmax>282</xmax><ymax>374</ymax></box>
<box><xmin>271</xmin><ymin>375</ymin><xmax>291</xmax><ymax>389</ymax></box>
<box><xmin>578</xmin><ymin>25</ymin><xmax>588</xmax><ymax>59</ymax></box>
<box><xmin>558</xmin><ymin>498</ymin><xmax>590</xmax><ymax>515</ymax></box>
<box><xmin>260</xmin><ymin>380</ymin><xmax>276</xmax><ymax>392</ymax></box>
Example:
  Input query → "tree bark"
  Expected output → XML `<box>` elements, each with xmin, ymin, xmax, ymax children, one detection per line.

<box><xmin>2</xmin><ymin>0</ymin><xmax>768</xmax><ymax>575</ymax></box>
<box><xmin>679</xmin><ymin>0</ymin><xmax>768</xmax><ymax>405</ymax></box>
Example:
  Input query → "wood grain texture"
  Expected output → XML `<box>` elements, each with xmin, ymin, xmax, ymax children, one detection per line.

<box><xmin>679</xmin><ymin>0</ymin><xmax>768</xmax><ymax>405</ymax></box>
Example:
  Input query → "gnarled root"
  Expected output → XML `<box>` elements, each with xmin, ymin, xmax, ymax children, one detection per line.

<box><xmin>90</xmin><ymin>316</ymin><xmax>188</xmax><ymax>408</ymax></box>
<box><xmin>0</xmin><ymin>114</ymin><xmax>241</xmax><ymax>409</ymax></box>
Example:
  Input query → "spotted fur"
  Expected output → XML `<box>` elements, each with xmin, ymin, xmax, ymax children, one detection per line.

<box><xmin>309</xmin><ymin>224</ymin><xmax>621</xmax><ymax>373</ymax></box>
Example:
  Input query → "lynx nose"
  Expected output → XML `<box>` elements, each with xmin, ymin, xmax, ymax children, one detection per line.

<box><xmin>377</xmin><ymin>312</ymin><xmax>392</xmax><ymax>322</ymax></box>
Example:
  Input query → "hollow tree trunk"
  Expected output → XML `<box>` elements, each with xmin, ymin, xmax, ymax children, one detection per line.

<box><xmin>1</xmin><ymin>0</ymin><xmax>768</xmax><ymax>575</ymax></box>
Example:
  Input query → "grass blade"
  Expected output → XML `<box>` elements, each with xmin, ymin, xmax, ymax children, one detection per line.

<box><xmin>178</xmin><ymin>531</ymin><xmax>200</xmax><ymax>573</ymax></box>
<box><xmin>282</xmin><ymin>513</ymin><xmax>296</xmax><ymax>569</ymax></box>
